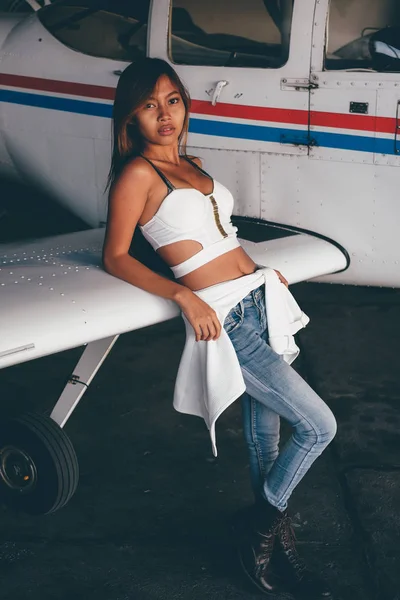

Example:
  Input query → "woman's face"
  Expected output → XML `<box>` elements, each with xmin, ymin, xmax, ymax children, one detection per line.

<box><xmin>135</xmin><ymin>75</ymin><xmax>186</xmax><ymax>150</ymax></box>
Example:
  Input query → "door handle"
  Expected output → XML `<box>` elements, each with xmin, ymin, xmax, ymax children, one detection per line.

<box><xmin>395</xmin><ymin>101</ymin><xmax>400</xmax><ymax>154</ymax></box>
<box><xmin>211</xmin><ymin>80</ymin><xmax>229</xmax><ymax>106</ymax></box>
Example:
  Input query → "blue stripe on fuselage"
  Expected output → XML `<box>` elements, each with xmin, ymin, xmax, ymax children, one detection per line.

<box><xmin>0</xmin><ymin>88</ymin><xmax>396</xmax><ymax>156</ymax></box>
<box><xmin>0</xmin><ymin>89</ymin><xmax>113</xmax><ymax>118</ymax></box>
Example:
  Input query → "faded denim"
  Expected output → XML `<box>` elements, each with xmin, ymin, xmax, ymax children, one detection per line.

<box><xmin>223</xmin><ymin>284</ymin><xmax>337</xmax><ymax>511</ymax></box>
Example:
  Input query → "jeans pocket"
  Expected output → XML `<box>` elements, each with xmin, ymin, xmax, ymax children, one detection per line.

<box><xmin>223</xmin><ymin>301</ymin><xmax>244</xmax><ymax>335</ymax></box>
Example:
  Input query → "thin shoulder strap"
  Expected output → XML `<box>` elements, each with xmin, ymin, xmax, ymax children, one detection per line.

<box><xmin>140</xmin><ymin>154</ymin><xmax>175</xmax><ymax>193</ymax></box>
<box><xmin>183</xmin><ymin>155</ymin><xmax>213</xmax><ymax>180</ymax></box>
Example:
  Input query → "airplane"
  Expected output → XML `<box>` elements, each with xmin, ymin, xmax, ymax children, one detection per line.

<box><xmin>0</xmin><ymin>0</ymin><xmax>398</xmax><ymax>515</ymax></box>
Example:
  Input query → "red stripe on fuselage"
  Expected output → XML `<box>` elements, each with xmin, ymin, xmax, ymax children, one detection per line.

<box><xmin>310</xmin><ymin>110</ymin><xmax>396</xmax><ymax>135</ymax></box>
<box><xmin>0</xmin><ymin>73</ymin><xmax>397</xmax><ymax>135</ymax></box>
<box><xmin>0</xmin><ymin>73</ymin><xmax>115</xmax><ymax>101</ymax></box>
<box><xmin>190</xmin><ymin>99</ymin><xmax>309</xmax><ymax>126</ymax></box>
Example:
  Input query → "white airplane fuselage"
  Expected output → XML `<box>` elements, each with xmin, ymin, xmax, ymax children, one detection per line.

<box><xmin>1</xmin><ymin>0</ymin><xmax>400</xmax><ymax>288</ymax></box>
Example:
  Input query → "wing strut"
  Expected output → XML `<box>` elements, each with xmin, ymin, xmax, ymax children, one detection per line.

<box><xmin>50</xmin><ymin>335</ymin><xmax>120</xmax><ymax>427</ymax></box>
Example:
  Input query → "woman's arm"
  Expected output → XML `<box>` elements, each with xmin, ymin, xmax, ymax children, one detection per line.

<box><xmin>102</xmin><ymin>159</ymin><xmax>222</xmax><ymax>341</ymax></box>
<box><xmin>102</xmin><ymin>159</ymin><xmax>189</xmax><ymax>304</ymax></box>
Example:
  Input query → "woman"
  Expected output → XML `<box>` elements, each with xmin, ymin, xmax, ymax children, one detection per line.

<box><xmin>103</xmin><ymin>58</ymin><xmax>336</xmax><ymax>600</ymax></box>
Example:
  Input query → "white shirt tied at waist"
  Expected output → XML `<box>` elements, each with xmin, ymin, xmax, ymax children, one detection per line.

<box><xmin>173</xmin><ymin>267</ymin><xmax>310</xmax><ymax>456</ymax></box>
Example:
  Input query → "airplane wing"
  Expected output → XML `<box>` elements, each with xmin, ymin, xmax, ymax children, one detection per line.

<box><xmin>0</xmin><ymin>227</ymin><xmax>347</xmax><ymax>369</ymax></box>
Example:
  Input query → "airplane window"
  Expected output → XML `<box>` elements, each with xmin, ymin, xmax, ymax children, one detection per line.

<box><xmin>326</xmin><ymin>0</ymin><xmax>400</xmax><ymax>71</ymax></box>
<box><xmin>169</xmin><ymin>0</ymin><xmax>294</xmax><ymax>69</ymax></box>
<box><xmin>38</xmin><ymin>0</ymin><xmax>150</xmax><ymax>61</ymax></box>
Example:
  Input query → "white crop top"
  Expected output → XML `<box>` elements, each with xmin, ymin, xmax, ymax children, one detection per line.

<box><xmin>138</xmin><ymin>155</ymin><xmax>240</xmax><ymax>278</ymax></box>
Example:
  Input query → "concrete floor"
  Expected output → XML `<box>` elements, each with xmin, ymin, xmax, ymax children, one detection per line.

<box><xmin>0</xmin><ymin>179</ymin><xmax>400</xmax><ymax>600</ymax></box>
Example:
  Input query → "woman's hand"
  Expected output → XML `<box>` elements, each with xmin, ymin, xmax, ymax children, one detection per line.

<box><xmin>175</xmin><ymin>289</ymin><xmax>222</xmax><ymax>342</ymax></box>
<box><xmin>274</xmin><ymin>269</ymin><xmax>289</xmax><ymax>287</ymax></box>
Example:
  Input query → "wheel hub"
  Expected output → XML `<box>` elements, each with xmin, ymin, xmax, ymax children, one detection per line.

<box><xmin>0</xmin><ymin>445</ymin><xmax>37</xmax><ymax>492</ymax></box>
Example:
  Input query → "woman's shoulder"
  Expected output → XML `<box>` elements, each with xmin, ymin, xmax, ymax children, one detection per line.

<box><xmin>122</xmin><ymin>155</ymin><xmax>156</xmax><ymax>178</ymax></box>
<box><xmin>110</xmin><ymin>155</ymin><xmax>157</xmax><ymax>198</ymax></box>
<box><xmin>117</xmin><ymin>155</ymin><xmax>158</xmax><ymax>188</ymax></box>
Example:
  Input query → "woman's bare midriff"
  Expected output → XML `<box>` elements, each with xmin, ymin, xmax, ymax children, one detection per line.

<box><xmin>174</xmin><ymin>247</ymin><xmax>258</xmax><ymax>291</ymax></box>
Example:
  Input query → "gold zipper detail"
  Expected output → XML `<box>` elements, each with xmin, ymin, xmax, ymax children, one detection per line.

<box><xmin>209</xmin><ymin>195</ymin><xmax>228</xmax><ymax>238</ymax></box>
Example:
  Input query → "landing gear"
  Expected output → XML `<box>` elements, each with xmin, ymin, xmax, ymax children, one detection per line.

<box><xmin>0</xmin><ymin>335</ymin><xmax>120</xmax><ymax>514</ymax></box>
<box><xmin>0</xmin><ymin>413</ymin><xmax>78</xmax><ymax>515</ymax></box>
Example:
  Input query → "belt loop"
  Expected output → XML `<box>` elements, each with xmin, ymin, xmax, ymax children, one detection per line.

<box><xmin>253</xmin><ymin>284</ymin><xmax>262</xmax><ymax>301</ymax></box>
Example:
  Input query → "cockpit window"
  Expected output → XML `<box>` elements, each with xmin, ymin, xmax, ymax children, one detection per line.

<box><xmin>38</xmin><ymin>0</ymin><xmax>149</xmax><ymax>61</ymax></box>
<box><xmin>169</xmin><ymin>0</ymin><xmax>294</xmax><ymax>69</ymax></box>
<box><xmin>326</xmin><ymin>0</ymin><xmax>400</xmax><ymax>71</ymax></box>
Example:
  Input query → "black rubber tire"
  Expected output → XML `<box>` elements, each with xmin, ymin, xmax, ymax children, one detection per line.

<box><xmin>0</xmin><ymin>413</ymin><xmax>79</xmax><ymax>515</ymax></box>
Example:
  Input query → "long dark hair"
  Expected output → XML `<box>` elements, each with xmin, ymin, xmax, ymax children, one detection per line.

<box><xmin>107</xmin><ymin>58</ymin><xmax>191</xmax><ymax>191</ymax></box>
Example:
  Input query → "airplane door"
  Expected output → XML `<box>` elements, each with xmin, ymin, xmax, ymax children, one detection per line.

<box><xmin>310</xmin><ymin>0</ymin><xmax>400</xmax><ymax>166</ymax></box>
<box><xmin>150</xmin><ymin>0</ymin><xmax>314</xmax><ymax>158</ymax></box>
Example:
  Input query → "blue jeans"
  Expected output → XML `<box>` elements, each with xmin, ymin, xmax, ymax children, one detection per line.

<box><xmin>223</xmin><ymin>284</ymin><xmax>337</xmax><ymax>512</ymax></box>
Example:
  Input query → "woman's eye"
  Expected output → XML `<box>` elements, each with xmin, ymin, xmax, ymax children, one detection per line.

<box><xmin>169</xmin><ymin>97</ymin><xmax>180</xmax><ymax>104</ymax></box>
<box><xmin>145</xmin><ymin>103</ymin><xmax>155</xmax><ymax>109</ymax></box>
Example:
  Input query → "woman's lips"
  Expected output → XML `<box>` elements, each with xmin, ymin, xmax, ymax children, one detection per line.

<box><xmin>158</xmin><ymin>126</ymin><xmax>175</xmax><ymax>136</ymax></box>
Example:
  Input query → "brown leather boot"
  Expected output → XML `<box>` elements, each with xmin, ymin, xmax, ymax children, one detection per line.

<box><xmin>273</xmin><ymin>511</ymin><xmax>334</xmax><ymax>599</ymax></box>
<box><xmin>231</xmin><ymin>503</ymin><xmax>296</xmax><ymax>599</ymax></box>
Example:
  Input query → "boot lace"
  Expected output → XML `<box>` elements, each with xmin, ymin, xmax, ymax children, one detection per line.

<box><xmin>254</xmin><ymin>517</ymin><xmax>282</xmax><ymax>574</ymax></box>
<box><xmin>279</xmin><ymin>515</ymin><xmax>307</xmax><ymax>579</ymax></box>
